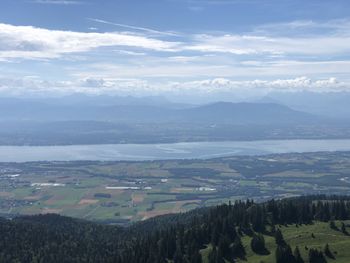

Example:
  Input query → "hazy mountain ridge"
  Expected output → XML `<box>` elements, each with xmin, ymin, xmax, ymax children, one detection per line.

<box><xmin>0</xmin><ymin>95</ymin><xmax>348</xmax><ymax>145</ymax></box>
<box><xmin>182</xmin><ymin>102</ymin><xmax>318</xmax><ymax>124</ymax></box>
<box><xmin>0</xmin><ymin>97</ymin><xmax>318</xmax><ymax>124</ymax></box>
<box><xmin>262</xmin><ymin>91</ymin><xmax>350</xmax><ymax>119</ymax></box>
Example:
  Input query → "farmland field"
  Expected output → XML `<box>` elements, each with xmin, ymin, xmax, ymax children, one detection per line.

<box><xmin>1</xmin><ymin>151</ymin><xmax>350</xmax><ymax>224</ymax></box>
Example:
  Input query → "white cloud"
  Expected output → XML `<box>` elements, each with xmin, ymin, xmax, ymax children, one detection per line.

<box><xmin>0</xmin><ymin>23</ymin><xmax>179</xmax><ymax>60</ymax></box>
<box><xmin>254</xmin><ymin>19</ymin><xmax>350</xmax><ymax>36</ymax></box>
<box><xmin>113</xmin><ymin>50</ymin><xmax>146</xmax><ymax>56</ymax></box>
<box><xmin>165</xmin><ymin>77</ymin><xmax>346</xmax><ymax>94</ymax></box>
<box><xmin>1</xmin><ymin>19</ymin><xmax>350</xmax><ymax>62</ymax></box>
<box><xmin>187</xmin><ymin>33</ymin><xmax>350</xmax><ymax>56</ymax></box>
<box><xmin>0</xmin><ymin>76</ymin><xmax>153</xmax><ymax>96</ymax></box>
<box><xmin>72</xmin><ymin>62</ymin><xmax>233</xmax><ymax>79</ymax></box>
<box><xmin>2</xmin><ymin>18</ymin><xmax>350</xmax><ymax>62</ymax></box>
<box><xmin>70</xmin><ymin>59</ymin><xmax>350</xmax><ymax>80</ymax></box>
<box><xmin>1</xmin><ymin>19</ymin><xmax>350</xmax><ymax>98</ymax></box>
<box><xmin>0</xmin><ymin>76</ymin><xmax>347</xmax><ymax>98</ymax></box>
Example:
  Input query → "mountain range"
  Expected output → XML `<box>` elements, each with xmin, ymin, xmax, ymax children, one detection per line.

<box><xmin>0</xmin><ymin>94</ymin><xmax>349</xmax><ymax>145</ymax></box>
<box><xmin>0</xmin><ymin>97</ymin><xmax>317</xmax><ymax>125</ymax></box>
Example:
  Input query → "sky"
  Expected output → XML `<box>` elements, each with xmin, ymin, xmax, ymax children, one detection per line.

<box><xmin>0</xmin><ymin>0</ymin><xmax>350</xmax><ymax>101</ymax></box>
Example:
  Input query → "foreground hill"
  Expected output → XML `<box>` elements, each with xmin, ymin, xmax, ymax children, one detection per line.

<box><xmin>1</xmin><ymin>195</ymin><xmax>350</xmax><ymax>262</ymax></box>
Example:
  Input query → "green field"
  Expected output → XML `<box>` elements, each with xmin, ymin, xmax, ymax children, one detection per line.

<box><xmin>1</xmin><ymin>151</ymin><xmax>350</xmax><ymax>223</ymax></box>
<box><xmin>201</xmin><ymin>221</ymin><xmax>350</xmax><ymax>263</ymax></box>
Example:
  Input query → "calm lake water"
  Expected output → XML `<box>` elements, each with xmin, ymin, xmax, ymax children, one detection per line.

<box><xmin>1</xmin><ymin>139</ymin><xmax>350</xmax><ymax>162</ymax></box>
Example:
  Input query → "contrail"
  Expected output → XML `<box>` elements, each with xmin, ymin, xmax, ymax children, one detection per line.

<box><xmin>88</xmin><ymin>18</ymin><xmax>178</xmax><ymax>36</ymax></box>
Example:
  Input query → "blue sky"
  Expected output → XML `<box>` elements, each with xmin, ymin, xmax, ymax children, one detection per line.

<box><xmin>0</xmin><ymin>0</ymin><xmax>350</xmax><ymax>100</ymax></box>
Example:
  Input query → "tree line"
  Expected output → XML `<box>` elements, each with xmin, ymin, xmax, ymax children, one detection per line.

<box><xmin>0</xmin><ymin>195</ymin><xmax>349</xmax><ymax>262</ymax></box>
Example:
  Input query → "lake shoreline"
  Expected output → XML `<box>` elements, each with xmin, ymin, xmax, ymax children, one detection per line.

<box><xmin>1</xmin><ymin>139</ymin><xmax>350</xmax><ymax>162</ymax></box>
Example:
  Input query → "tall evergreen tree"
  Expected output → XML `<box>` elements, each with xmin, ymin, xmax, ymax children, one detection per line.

<box><xmin>324</xmin><ymin>243</ymin><xmax>334</xmax><ymax>259</ymax></box>
<box><xmin>309</xmin><ymin>248</ymin><xmax>327</xmax><ymax>263</ymax></box>
<box><xmin>231</xmin><ymin>236</ymin><xmax>245</xmax><ymax>259</ymax></box>
<box><xmin>275</xmin><ymin>229</ymin><xmax>286</xmax><ymax>246</ymax></box>
<box><xmin>251</xmin><ymin>234</ymin><xmax>269</xmax><ymax>255</ymax></box>
<box><xmin>294</xmin><ymin>246</ymin><xmax>304</xmax><ymax>263</ymax></box>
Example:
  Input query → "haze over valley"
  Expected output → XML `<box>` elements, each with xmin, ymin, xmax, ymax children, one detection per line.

<box><xmin>1</xmin><ymin>93</ymin><xmax>350</xmax><ymax>146</ymax></box>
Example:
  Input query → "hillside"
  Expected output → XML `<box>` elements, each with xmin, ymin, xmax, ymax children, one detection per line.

<box><xmin>1</xmin><ymin>195</ymin><xmax>350</xmax><ymax>262</ymax></box>
<box><xmin>234</xmin><ymin>221</ymin><xmax>350</xmax><ymax>263</ymax></box>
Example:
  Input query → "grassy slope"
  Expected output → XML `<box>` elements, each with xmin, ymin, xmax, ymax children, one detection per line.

<box><xmin>202</xmin><ymin>221</ymin><xmax>350</xmax><ymax>263</ymax></box>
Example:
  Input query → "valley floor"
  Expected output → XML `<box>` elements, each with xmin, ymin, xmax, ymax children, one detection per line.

<box><xmin>1</xmin><ymin>151</ymin><xmax>350</xmax><ymax>223</ymax></box>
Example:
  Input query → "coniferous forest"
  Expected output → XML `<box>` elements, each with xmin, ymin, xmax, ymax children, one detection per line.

<box><xmin>1</xmin><ymin>195</ymin><xmax>350</xmax><ymax>262</ymax></box>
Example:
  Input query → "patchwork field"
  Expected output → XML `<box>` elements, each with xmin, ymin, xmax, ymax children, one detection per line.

<box><xmin>1</xmin><ymin>151</ymin><xmax>350</xmax><ymax>223</ymax></box>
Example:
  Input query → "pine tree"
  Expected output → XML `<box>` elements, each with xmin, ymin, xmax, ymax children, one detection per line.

<box><xmin>231</xmin><ymin>236</ymin><xmax>245</xmax><ymax>259</ymax></box>
<box><xmin>275</xmin><ymin>245</ymin><xmax>284</xmax><ymax>263</ymax></box>
<box><xmin>275</xmin><ymin>229</ymin><xmax>286</xmax><ymax>246</ymax></box>
<box><xmin>294</xmin><ymin>246</ymin><xmax>304</xmax><ymax>263</ymax></box>
<box><xmin>218</xmin><ymin>235</ymin><xmax>231</xmax><ymax>259</ymax></box>
<box><xmin>275</xmin><ymin>244</ymin><xmax>295</xmax><ymax>263</ymax></box>
<box><xmin>189</xmin><ymin>250</ymin><xmax>202</xmax><ymax>263</ymax></box>
<box><xmin>208</xmin><ymin>246</ymin><xmax>218</xmax><ymax>263</ymax></box>
<box><xmin>324</xmin><ymin>243</ymin><xmax>334</xmax><ymax>259</ymax></box>
<box><xmin>341</xmin><ymin>222</ymin><xmax>348</xmax><ymax>235</ymax></box>
<box><xmin>309</xmin><ymin>248</ymin><xmax>327</xmax><ymax>263</ymax></box>
<box><xmin>173</xmin><ymin>239</ymin><xmax>184</xmax><ymax>263</ymax></box>
<box><xmin>216</xmin><ymin>246</ymin><xmax>225</xmax><ymax>263</ymax></box>
<box><xmin>211</xmin><ymin>225</ymin><xmax>220</xmax><ymax>246</ymax></box>
<box><xmin>251</xmin><ymin>234</ymin><xmax>269</xmax><ymax>255</ymax></box>
<box><xmin>329</xmin><ymin>220</ymin><xmax>337</xmax><ymax>230</ymax></box>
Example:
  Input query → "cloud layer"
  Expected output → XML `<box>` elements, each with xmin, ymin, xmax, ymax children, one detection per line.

<box><xmin>0</xmin><ymin>23</ymin><xmax>178</xmax><ymax>60</ymax></box>
<box><xmin>1</xmin><ymin>19</ymin><xmax>350</xmax><ymax>60</ymax></box>
<box><xmin>0</xmin><ymin>76</ymin><xmax>347</xmax><ymax>99</ymax></box>
<box><xmin>0</xmin><ymin>18</ymin><xmax>350</xmax><ymax>98</ymax></box>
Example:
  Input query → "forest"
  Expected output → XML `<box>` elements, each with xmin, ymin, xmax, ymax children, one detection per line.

<box><xmin>1</xmin><ymin>195</ymin><xmax>350</xmax><ymax>262</ymax></box>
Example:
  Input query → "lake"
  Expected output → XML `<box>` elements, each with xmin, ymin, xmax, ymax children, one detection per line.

<box><xmin>1</xmin><ymin>139</ymin><xmax>350</xmax><ymax>162</ymax></box>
